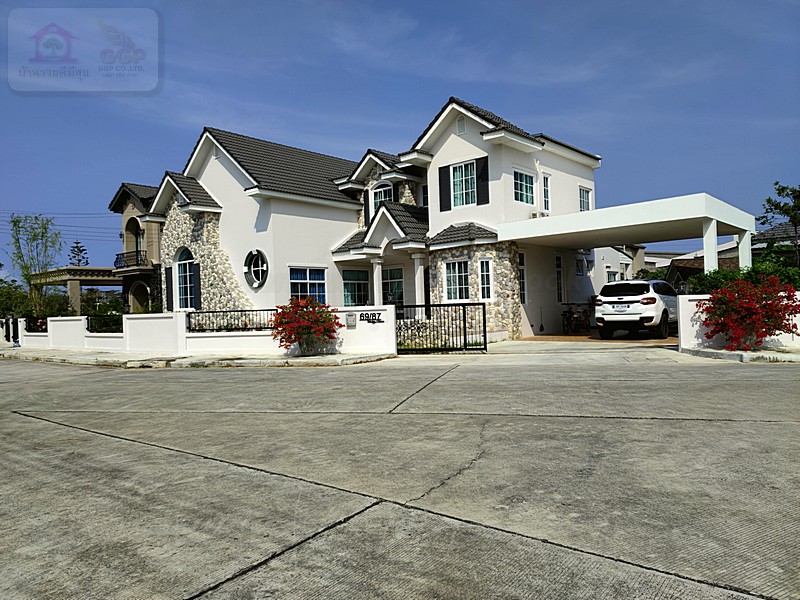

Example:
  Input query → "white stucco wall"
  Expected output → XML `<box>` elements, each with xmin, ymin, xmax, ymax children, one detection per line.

<box><xmin>678</xmin><ymin>293</ymin><xmax>800</xmax><ymax>351</ymax></box>
<box><xmin>19</xmin><ymin>308</ymin><xmax>396</xmax><ymax>356</ymax></box>
<box><xmin>425</xmin><ymin>111</ymin><xmax>596</xmax><ymax>237</ymax></box>
<box><xmin>189</xmin><ymin>143</ymin><xmax>361</xmax><ymax>309</ymax></box>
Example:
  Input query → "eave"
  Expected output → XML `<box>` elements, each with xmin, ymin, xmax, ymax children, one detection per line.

<box><xmin>481</xmin><ymin>130</ymin><xmax>544</xmax><ymax>153</ymax></box>
<box><xmin>379</xmin><ymin>170</ymin><xmax>422</xmax><ymax>183</ymax></box>
<box><xmin>428</xmin><ymin>238</ymin><xmax>498</xmax><ymax>251</ymax></box>
<box><xmin>246</xmin><ymin>188</ymin><xmax>362</xmax><ymax>211</ymax></box>
<box><xmin>396</xmin><ymin>150</ymin><xmax>432</xmax><ymax>167</ymax></box>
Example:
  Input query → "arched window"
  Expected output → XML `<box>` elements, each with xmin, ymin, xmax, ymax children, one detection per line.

<box><xmin>176</xmin><ymin>248</ymin><xmax>196</xmax><ymax>309</ymax></box>
<box><xmin>373</xmin><ymin>183</ymin><xmax>393</xmax><ymax>212</ymax></box>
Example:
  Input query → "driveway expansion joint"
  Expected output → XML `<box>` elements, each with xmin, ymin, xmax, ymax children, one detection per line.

<box><xmin>388</xmin><ymin>364</ymin><xmax>459</xmax><ymax>413</ymax></box>
<box><xmin>185</xmin><ymin>500</ymin><xmax>383</xmax><ymax>599</ymax></box>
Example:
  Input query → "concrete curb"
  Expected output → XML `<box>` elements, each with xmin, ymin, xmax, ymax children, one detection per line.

<box><xmin>681</xmin><ymin>347</ymin><xmax>800</xmax><ymax>363</ymax></box>
<box><xmin>0</xmin><ymin>348</ymin><xmax>396</xmax><ymax>368</ymax></box>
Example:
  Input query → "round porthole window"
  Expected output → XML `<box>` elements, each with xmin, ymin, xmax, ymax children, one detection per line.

<box><xmin>244</xmin><ymin>249</ymin><xmax>268</xmax><ymax>289</ymax></box>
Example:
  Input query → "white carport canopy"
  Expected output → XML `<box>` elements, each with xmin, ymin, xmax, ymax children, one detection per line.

<box><xmin>498</xmin><ymin>193</ymin><xmax>756</xmax><ymax>272</ymax></box>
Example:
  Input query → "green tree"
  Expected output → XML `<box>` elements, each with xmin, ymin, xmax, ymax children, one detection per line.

<box><xmin>634</xmin><ymin>267</ymin><xmax>668</xmax><ymax>281</ymax></box>
<box><xmin>758</xmin><ymin>181</ymin><xmax>800</xmax><ymax>268</ymax></box>
<box><xmin>67</xmin><ymin>239</ymin><xmax>89</xmax><ymax>266</ymax></box>
<box><xmin>8</xmin><ymin>214</ymin><xmax>64</xmax><ymax>316</ymax></box>
<box><xmin>0</xmin><ymin>262</ymin><xmax>31</xmax><ymax>315</ymax></box>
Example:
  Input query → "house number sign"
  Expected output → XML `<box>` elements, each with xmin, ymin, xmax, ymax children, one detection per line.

<box><xmin>359</xmin><ymin>312</ymin><xmax>384</xmax><ymax>324</ymax></box>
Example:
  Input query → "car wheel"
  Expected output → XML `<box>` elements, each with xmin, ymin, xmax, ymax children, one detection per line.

<box><xmin>599</xmin><ymin>325</ymin><xmax>615</xmax><ymax>340</ymax></box>
<box><xmin>655</xmin><ymin>312</ymin><xmax>669</xmax><ymax>339</ymax></box>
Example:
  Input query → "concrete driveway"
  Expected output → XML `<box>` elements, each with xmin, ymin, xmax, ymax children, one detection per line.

<box><xmin>1</xmin><ymin>346</ymin><xmax>797</xmax><ymax>599</ymax></box>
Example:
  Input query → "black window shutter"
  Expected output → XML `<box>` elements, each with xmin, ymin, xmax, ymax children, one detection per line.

<box><xmin>439</xmin><ymin>165</ymin><xmax>451</xmax><ymax>212</ymax></box>
<box><xmin>192</xmin><ymin>263</ymin><xmax>202</xmax><ymax>309</ymax></box>
<box><xmin>364</xmin><ymin>190</ymin><xmax>371</xmax><ymax>225</ymax></box>
<box><xmin>392</xmin><ymin>182</ymin><xmax>400</xmax><ymax>203</ymax></box>
<box><xmin>165</xmin><ymin>267</ymin><xmax>173</xmax><ymax>312</ymax></box>
<box><xmin>476</xmin><ymin>156</ymin><xmax>490</xmax><ymax>205</ymax></box>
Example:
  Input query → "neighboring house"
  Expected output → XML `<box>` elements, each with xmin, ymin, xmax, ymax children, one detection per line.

<box><xmin>107</xmin><ymin>97</ymin><xmax>755</xmax><ymax>339</ymax></box>
<box><xmin>108</xmin><ymin>182</ymin><xmax>161</xmax><ymax>312</ymax></box>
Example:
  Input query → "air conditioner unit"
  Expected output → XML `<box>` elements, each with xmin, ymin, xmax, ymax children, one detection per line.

<box><xmin>530</xmin><ymin>211</ymin><xmax>549</xmax><ymax>219</ymax></box>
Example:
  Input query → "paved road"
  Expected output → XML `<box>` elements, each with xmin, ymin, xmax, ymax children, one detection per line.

<box><xmin>1</xmin><ymin>347</ymin><xmax>797</xmax><ymax>599</ymax></box>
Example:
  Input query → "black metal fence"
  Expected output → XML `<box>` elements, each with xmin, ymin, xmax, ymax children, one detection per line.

<box><xmin>186</xmin><ymin>309</ymin><xmax>277</xmax><ymax>333</ymax></box>
<box><xmin>24</xmin><ymin>317</ymin><xmax>48</xmax><ymax>333</ymax></box>
<box><xmin>395</xmin><ymin>303</ymin><xmax>487</xmax><ymax>353</ymax></box>
<box><xmin>2</xmin><ymin>317</ymin><xmax>19</xmax><ymax>343</ymax></box>
<box><xmin>86</xmin><ymin>314</ymin><xmax>124</xmax><ymax>333</ymax></box>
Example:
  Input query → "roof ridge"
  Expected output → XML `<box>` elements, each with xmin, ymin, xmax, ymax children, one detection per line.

<box><xmin>205</xmin><ymin>126</ymin><xmax>357</xmax><ymax>165</ymax></box>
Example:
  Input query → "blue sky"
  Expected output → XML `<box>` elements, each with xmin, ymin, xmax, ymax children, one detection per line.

<box><xmin>1</xmin><ymin>0</ymin><xmax>798</xmax><ymax>278</ymax></box>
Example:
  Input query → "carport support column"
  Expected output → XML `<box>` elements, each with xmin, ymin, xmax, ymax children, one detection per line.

<box><xmin>412</xmin><ymin>253</ymin><xmax>426</xmax><ymax>305</ymax></box>
<box><xmin>737</xmin><ymin>230</ymin><xmax>753</xmax><ymax>269</ymax></box>
<box><xmin>702</xmin><ymin>218</ymin><xmax>719</xmax><ymax>273</ymax></box>
<box><xmin>66</xmin><ymin>278</ymin><xmax>82</xmax><ymax>315</ymax></box>
<box><xmin>371</xmin><ymin>258</ymin><xmax>383</xmax><ymax>306</ymax></box>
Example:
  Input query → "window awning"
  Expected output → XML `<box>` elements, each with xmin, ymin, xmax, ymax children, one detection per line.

<box><xmin>498</xmin><ymin>193</ymin><xmax>756</xmax><ymax>273</ymax></box>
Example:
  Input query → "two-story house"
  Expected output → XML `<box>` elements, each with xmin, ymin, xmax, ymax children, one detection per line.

<box><xmin>109</xmin><ymin>97</ymin><xmax>755</xmax><ymax>340</ymax></box>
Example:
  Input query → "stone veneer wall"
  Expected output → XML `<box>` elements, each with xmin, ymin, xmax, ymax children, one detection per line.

<box><xmin>429</xmin><ymin>242</ymin><xmax>521</xmax><ymax>340</ymax></box>
<box><xmin>358</xmin><ymin>167</ymin><xmax>418</xmax><ymax>228</ymax></box>
<box><xmin>160</xmin><ymin>199</ymin><xmax>253</xmax><ymax>311</ymax></box>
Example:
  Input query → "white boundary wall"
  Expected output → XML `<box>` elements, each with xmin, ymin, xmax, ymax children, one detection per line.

<box><xmin>18</xmin><ymin>306</ymin><xmax>397</xmax><ymax>356</ymax></box>
<box><xmin>678</xmin><ymin>294</ymin><xmax>800</xmax><ymax>352</ymax></box>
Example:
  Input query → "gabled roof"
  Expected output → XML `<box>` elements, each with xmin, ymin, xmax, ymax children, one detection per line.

<box><xmin>108</xmin><ymin>182</ymin><xmax>159</xmax><ymax>213</ymax></box>
<box><xmin>410</xmin><ymin>96</ymin><xmax>600</xmax><ymax>161</ymax></box>
<box><xmin>367</xmin><ymin>149</ymin><xmax>401</xmax><ymax>169</ymax></box>
<box><xmin>333</xmin><ymin>230</ymin><xmax>379</xmax><ymax>254</ymax></box>
<box><xmin>344</xmin><ymin>148</ymin><xmax>404</xmax><ymax>183</ymax></box>
<box><xmin>381</xmin><ymin>202</ymin><xmax>429</xmax><ymax>243</ymax></box>
<box><xmin>202</xmin><ymin>127</ymin><xmax>360</xmax><ymax>205</ymax></box>
<box><xmin>429</xmin><ymin>222</ymin><xmax>497</xmax><ymax>246</ymax></box>
<box><xmin>166</xmin><ymin>172</ymin><xmax>221</xmax><ymax>210</ymax></box>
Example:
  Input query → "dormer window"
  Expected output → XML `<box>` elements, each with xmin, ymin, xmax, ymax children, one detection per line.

<box><xmin>373</xmin><ymin>183</ymin><xmax>393</xmax><ymax>212</ymax></box>
<box><xmin>456</xmin><ymin>115</ymin><xmax>466</xmax><ymax>135</ymax></box>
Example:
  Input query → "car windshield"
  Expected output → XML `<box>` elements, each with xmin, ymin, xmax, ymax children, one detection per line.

<box><xmin>600</xmin><ymin>283</ymin><xmax>650</xmax><ymax>297</ymax></box>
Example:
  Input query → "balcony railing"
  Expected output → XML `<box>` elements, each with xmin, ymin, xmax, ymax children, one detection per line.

<box><xmin>114</xmin><ymin>250</ymin><xmax>149</xmax><ymax>269</ymax></box>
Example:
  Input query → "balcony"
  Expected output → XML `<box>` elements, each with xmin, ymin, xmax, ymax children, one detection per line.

<box><xmin>114</xmin><ymin>250</ymin><xmax>150</xmax><ymax>269</ymax></box>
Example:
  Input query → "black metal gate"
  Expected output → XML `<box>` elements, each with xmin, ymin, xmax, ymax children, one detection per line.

<box><xmin>395</xmin><ymin>303</ymin><xmax>487</xmax><ymax>353</ymax></box>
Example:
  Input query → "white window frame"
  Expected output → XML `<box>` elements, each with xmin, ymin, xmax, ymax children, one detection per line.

<box><xmin>579</xmin><ymin>187</ymin><xmax>591</xmax><ymax>212</ymax></box>
<box><xmin>382</xmin><ymin>266</ymin><xmax>404</xmax><ymax>305</ymax></box>
<box><xmin>555</xmin><ymin>255</ymin><xmax>565</xmax><ymax>303</ymax></box>
<box><xmin>445</xmin><ymin>260</ymin><xmax>470</xmax><ymax>301</ymax></box>
<box><xmin>175</xmin><ymin>248</ymin><xmax>195</xmax><ymax>310</ymax></box>
<box><xmin>513</xmin><ymin>170</ymin><xmax>535</xmax><ymax>205</ymax></box>
<box><xmin>373</xmin><ymin>183</ymin><xmax>393</xmax><ymax>212</ymax></box>
<box><xmin>479</xmin><ymin>258</ymin><xmax>493</xmax><ymax>301</ymax></box>
<box><xmin>456</xmin><ymin>115</ymin><xmax>466</xmax><ymax>135</ymax></box>
<box><xmin>518</xmin><ymin>252</ymin><xmax>527</xmax><ymax>304</ymax></box>
<box><xmin>342</xmin><ymin>269</ymin><xmax>370</xmax><ymax>307</ymax></box>
<box><xmin>289</xmin><ymin>266</ymin><xmax>327</xmax><ymax>303</ymax></box>
<box><xmin>451</xmin><ymin>161</ymin><xmax>476</xmax><ymax>207</ymax></box>
<box><xmin>542</xmin><ymin>174</ymin><xmax>551</xmax><ymax>212</ymax></box>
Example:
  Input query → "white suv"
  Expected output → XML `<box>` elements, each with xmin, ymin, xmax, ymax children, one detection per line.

<box><xmin>594</xmin><ymin>279</ymin><xmax>678</xmax><ymax>339</ymax></box>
